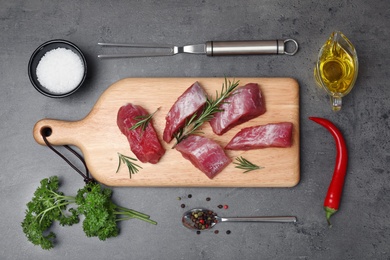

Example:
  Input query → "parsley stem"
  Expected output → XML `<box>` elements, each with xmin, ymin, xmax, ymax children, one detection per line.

<box><xmin>114</xmin><ymin>210</ymin><xmax>157</xmax><ymax>225</ymax></box>
<box><xmin>116</xmin><ymin>216</ymin><xmax>157</xmax><ymax>225</ymax></box>
<box><xmin>37</xmin><ymin>200</ymin><xmax>75</xmax><ymax>224</ymax></box>
<box><xmin>115</xmin><ymin>206</ymin><xmax>150</xmax><ymax>218</ymax></box>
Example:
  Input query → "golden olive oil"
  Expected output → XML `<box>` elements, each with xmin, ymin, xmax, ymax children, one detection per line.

<box><xmin>317</xmin><ymin>40</ymin><xmax>356</xmax><ymax>94</ymax></box>
<box><xmin>314</xmin><ymin>32</ymin><xmax>358</xmax><ymax>111</ymax></box>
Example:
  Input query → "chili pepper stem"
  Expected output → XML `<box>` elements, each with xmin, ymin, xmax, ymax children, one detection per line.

<box><xmin>324</xmin><ymin>206</ymin><xmax>337</xmax><ymax>227</ymax></box>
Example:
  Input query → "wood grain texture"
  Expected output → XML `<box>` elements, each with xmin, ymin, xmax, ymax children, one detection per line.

<box><xmin>33</xmin><ymin>78</ymin><xmax>300</xmax><ymax>187</ymax></box>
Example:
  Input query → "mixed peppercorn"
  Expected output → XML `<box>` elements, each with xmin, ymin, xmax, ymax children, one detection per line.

<box><xmin>178</xmin><ymin>194</ymin><xmax>231</xmax><ymax>235</ymax></box>
<box><xmin>189</xmin><ymin>209</ymin><xmax>217</xmax><ymax>230</ymax></box>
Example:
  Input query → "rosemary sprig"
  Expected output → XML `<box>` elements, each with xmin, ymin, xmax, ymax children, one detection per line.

<box><xmin>130</xmin><ymin>107</ymin><xmax>160</xmax><ymax>131</ymax></box>
<box><xmin>174</xmin><ymin>78</ymin><xmax>240</xmax><ymax>145</ymax></box>
<box><xmin>233</xmin><ymin>156</ymin><xmax>264</xmax><ymax>173</ymax></box>
<box><xmin>116</xmin><ymin>153</ymin><xmax>143</xmax><ymax>179</ymax></box>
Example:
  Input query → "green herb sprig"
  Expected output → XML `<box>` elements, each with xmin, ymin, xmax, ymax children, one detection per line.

<box><xmin>116</xmin><ymin>153</ymin><xmax>143</xmax><ymax>178</ymax></box>
<box><xmin>233</xmin><ymin>156</ymin><xmax>264</xmax><ymax>173</ymax></box>
<box><xmin>21</xmin><ymin>176</ymin><xmax>79</xmax><ymax>250</ymax></box>
<box><xmin>21</xmin><ymin>176</ymin><xmax>157</xmax><ymax>250</ymax></box>
<box><xmin>174</xmin><ymin>78</ymin><xmax>240</xmax><ymax>145</ymax></box>
<box><xmin>130</xmin><ymin>107</ymin><xmax>160</xmax><ymax>131</ymax></box>
<box><xmin>76</xmin><ymin>182</ymin><xmax>157</xmax><ymax>240</ymax></box>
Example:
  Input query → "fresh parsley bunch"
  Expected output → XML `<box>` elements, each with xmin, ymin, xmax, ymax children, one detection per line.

<box><xmin>21</xmin><ymin>176</ymin><xmax>79</xmax><ymax>250</ymax></box>
<box><xmin>22</xmin><ymin>176</ymin><xmax>157</xmax><ymax>250</ymax></box>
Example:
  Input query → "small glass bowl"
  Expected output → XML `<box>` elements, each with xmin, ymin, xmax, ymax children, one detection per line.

<box><xmin>28</xmin><ymin>39</ymin><xmax>87</xmax><ymax>98</ymax></box>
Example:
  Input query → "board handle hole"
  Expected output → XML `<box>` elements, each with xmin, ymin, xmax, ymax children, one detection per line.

<box><xmin>41</xmin><ymin>127</ymin><xmax>52</xmax><ymax>137</ymax></box>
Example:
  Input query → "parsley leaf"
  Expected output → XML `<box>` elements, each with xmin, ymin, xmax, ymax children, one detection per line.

<box><xmin>21</xmin><ymin>176</ymin><xmax>79</xmax><ymax>250</ymax></box>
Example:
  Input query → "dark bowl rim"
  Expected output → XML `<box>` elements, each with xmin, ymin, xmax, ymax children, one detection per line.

<box><xmin>28</xmin><ymin>39</ymin><xmax>87</xmax><ymax>98</ymax></box>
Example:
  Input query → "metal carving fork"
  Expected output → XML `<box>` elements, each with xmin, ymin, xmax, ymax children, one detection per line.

<box><xmin>97</xmin><ymin>39</ymin><xmax>298</xmax><ymax>58</ymax></box>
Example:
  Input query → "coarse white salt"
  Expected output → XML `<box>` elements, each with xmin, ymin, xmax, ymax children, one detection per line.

<box><xmin>36</xmin><ymin>47</ymin><xmax>85</xmax><ymax>94</ymax></box>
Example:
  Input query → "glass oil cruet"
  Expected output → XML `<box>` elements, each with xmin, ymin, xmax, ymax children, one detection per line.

<box><xmin>314</xmin><ymin>31</ymin><xmax>358</xmax><ymax>111</ymax></box>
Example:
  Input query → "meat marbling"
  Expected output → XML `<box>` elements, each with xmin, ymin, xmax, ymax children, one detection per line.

<box><xmin>175</xmin><ymin>135</ymin><xmax>231</xmax><ymax>179</ymax></box>
<box><xmin>163</xmin><ymin>82</ymin><xmax>207</xmax><ymax>143</ymax></box>
<box><xmin>209</xmin><ymin>83</ymin><xmax>266</xmax><ymax>135</ymax></box>
<box><xmin>117</xmin><ymin>103</ymin><xmax>165</xmax><ymax>164</ymax></box>
<box><xmin>225</xmin><ymin>122</ymin><xmax>293</xmax><ymax>150</ymax></box>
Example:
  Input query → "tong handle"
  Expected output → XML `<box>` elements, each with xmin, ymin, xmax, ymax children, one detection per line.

<box><xmin>206</xmin><ymin>39</ymin><xmax>298</xmax><ymax>56</ymax></box>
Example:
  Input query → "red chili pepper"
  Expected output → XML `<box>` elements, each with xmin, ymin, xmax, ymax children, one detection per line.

<box><xmin>309</xmin><ymin>117</ymin><xmax>348</xmax><ymax>227</ymax></box>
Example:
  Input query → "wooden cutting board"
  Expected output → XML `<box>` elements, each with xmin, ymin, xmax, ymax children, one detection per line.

<box><xmin>33</xmin><ymin>78</ymin><xmax>300</xmax><ymax>187</ymax></box>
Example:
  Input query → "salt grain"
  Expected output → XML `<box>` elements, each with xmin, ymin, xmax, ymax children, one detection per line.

<box><xmin>36</xmin><ymin>47</ymin><xmax>84</xmax><ymax>94</ymax></box>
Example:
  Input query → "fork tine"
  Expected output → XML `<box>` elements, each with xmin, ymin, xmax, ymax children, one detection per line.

<box><xmin>98</xmin><ymin>42</ymin><xmax>174</xmax><ymax>48</ymax></box>
<box><xmin>98</xmin><ymin>52</ymin><xmax>174</xmax><ymax>59</ymax></box>
<box><xmin>97</xmin><ymin>42</ymin><xmax>176</xmax><ymax>58</ymax></box>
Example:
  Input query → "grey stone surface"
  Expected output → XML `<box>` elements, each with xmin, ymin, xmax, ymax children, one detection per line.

<box><xmin>1</xmin><ymin>0</ymin><xmax>389</xmax><ymax>259</ymax></box>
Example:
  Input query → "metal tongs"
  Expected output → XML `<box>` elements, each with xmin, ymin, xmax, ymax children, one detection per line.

<box><xmin>97</xmin><ymin>39</ymin><xmax>298</xmax><ymax>58</ymax></box>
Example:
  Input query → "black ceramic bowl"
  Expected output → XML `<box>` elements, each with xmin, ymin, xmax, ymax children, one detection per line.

<box><xmin>28</xmin><ymin>39</ymin><xmax>87</xmax><ymax>98</ymax></box>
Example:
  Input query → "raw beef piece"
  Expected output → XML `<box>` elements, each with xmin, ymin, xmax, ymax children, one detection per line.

<box><xmin>225</xmin><ymin>122</ymin><xmax>293</xmax><ymax>150</ymax></box>
<box><xmin>117</xmin><ymin>103</ymin><xmax>165</xmax><ymax>164</ymax></box>
<box><xmin>163</xmin><ymin>82</ymin><xmax>207</xmax><ymax>143</ymax></box>
<box><xmin>209</xmin><ymin>83</ymin><xmax>266</xmax><ymax>135</ymax></box>
<box><xmin>175</xmin><ymin>135</ymin><xmax>231</xmax><ymax>179</ymax></box>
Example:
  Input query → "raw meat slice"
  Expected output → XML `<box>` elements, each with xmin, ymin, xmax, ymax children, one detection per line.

<box><xmin>225</xmin><ymin>122</ymin><xmax>293</xmax><ymax>150</ymax></box>
<box><xmin>209</xmin><ymin>83</ymin><xmax>266</xmax><ymax>135</ymax></box>
<box><xmin>175</xmin><ymin>135</ymin><xmax>231</xmax><ymax>179</ymax></box>
<box><xmin>163</xmin><ymin>82</ymin><xmax>207</xmax><ymax>143</ymax></box>
<box><xmin>117</xmin><ymin>103</ymin><xmax>165</xmax><ymax>164</ymax></box>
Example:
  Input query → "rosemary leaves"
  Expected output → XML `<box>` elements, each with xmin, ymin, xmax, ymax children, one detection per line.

<box><xmin>116</xmin><ymin>153</ymin><xmax>142</xmax><ymax>178</ymax></box>
<box><xmin>174</xmin><ymin>78</ymin><xmax>240</xmax><ymax>145</ymax></box>
<box><xmin>233</xmin><ymin>156</ymin><xmax>263</xmax><ymax>173</ymax></box>
<box><xmin>130</xmin><ymin>107</ymin><xmax>160</xmax><ymax>131</ymax></box>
